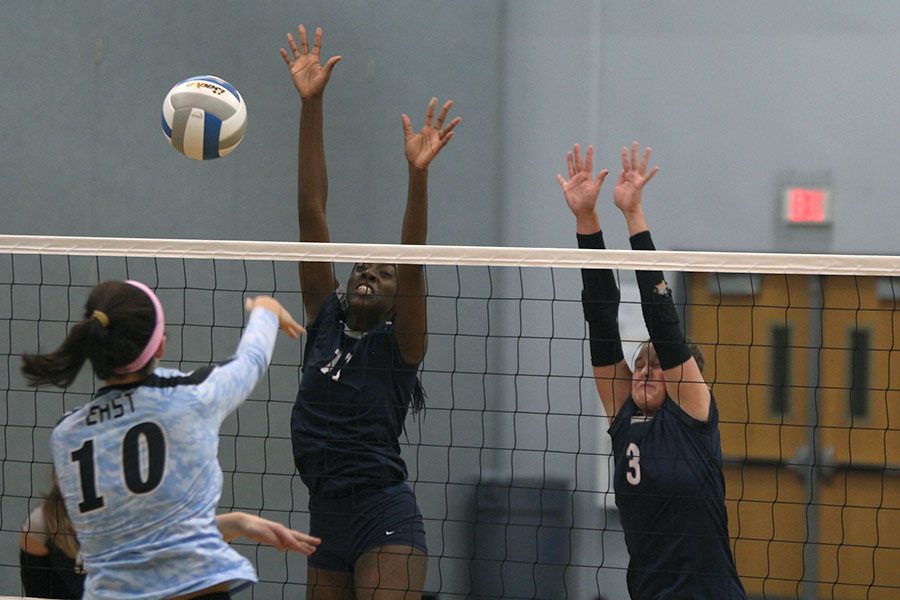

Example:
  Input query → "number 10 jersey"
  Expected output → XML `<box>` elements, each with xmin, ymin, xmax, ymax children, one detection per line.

<box><xmin>50</xmin><ymin>308</ymin><xmax>278</xmax><ymax>600</ymax></box>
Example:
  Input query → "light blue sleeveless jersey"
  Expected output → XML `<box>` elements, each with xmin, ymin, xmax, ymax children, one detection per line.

<box><xmin>51</xmin><ymin>308</ymin><xmax>278</xmax><ymax>599</ymax></box>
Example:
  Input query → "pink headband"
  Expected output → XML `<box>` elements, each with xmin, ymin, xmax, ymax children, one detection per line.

<box><xmin>115</xmin><ymin>280</ymin><xmax>166</xmax><ymax>374</ymax></box>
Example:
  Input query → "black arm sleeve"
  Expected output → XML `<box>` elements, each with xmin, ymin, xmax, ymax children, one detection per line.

<box><xmin>20</xmin><ymin>550</ymin><xmax>56</xmax><ymax>598</ymax></box>
<box><xmin>629</xmin><ymin>230</ymin><xmax>692</xmax><ymax>370</ymax></box>
<box><xmin>578</xmin><ymin>230</ymin><xmax>625</xmax><ymax>366</ymax></box>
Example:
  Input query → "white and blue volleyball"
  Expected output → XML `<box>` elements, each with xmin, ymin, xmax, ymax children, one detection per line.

<box><xmin>161</xmin><ymin>76</ymin><xmax>247</xmax><ymax>160</ymax></box>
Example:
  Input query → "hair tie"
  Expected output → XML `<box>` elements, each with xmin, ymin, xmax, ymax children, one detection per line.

<box><xmin>91</xmin><ymin>310</ymin><xmax>110</xmax><ymax>328</ymax></box>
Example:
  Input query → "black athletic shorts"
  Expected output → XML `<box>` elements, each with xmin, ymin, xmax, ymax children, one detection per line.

<box><xmin>308</xmin><ymin>482</ymin><xmax>427</xmax><ymax>572</ymax></box>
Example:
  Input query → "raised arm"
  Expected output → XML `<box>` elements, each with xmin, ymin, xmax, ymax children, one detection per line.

<box><xmin>393</xmin><ymin>97</ymin><xmax>460</xmax><ymax>366</ymax></box>
<box><xmin>281</xmin><ymin>24</ymin><xmax>342</xmax><ymax>323</ymax></box>
<box><xmin>557</xmin><ymin>144</ymin><xmax>631</xmax><ymax>424</ymax></box>
<box><xmin>196</xmin><ymin>296</ymin><xmax>303</xmax><ymax>423</ymax></box>
<box><xmin>614</xmin><ymin>142</ymin><xmax>710</xmax><ymax>421</ymax></box>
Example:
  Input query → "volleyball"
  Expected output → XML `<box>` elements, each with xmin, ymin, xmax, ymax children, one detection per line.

<box><xmin>161</xmin><ymin>75</ymin><xmax>247</xmax><ymax>160</ymax></box>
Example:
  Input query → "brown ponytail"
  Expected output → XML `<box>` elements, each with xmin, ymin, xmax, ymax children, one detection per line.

<box><xmin>21</xmin><ymin>281</ymin><xmax>156</xmax><ymax>387</ymax></box>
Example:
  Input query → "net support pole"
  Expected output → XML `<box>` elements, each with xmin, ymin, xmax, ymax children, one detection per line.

<box><xmin>801</xmin><ymin>275</ymin><xmax>824</xmax><ymax>599</ymax></box>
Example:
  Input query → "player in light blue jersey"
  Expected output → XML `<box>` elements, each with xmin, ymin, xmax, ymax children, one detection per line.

<box><xmin>22</xmin><ymin>280</ymin><xmax>314</xmax><ymax>600</ymax></box>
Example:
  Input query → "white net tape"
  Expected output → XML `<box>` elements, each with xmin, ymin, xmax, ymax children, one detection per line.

<box><xmin>2</xmin><ymin>234</ymin><xmax>898</xmax><ymax>276</ymax></box>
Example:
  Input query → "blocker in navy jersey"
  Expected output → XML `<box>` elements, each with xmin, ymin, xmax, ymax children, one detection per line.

<box><xmin>50</xmin><ymin>308</ymin><xmax>278</xmax><ymax>600</ymax></box>
<box><xmin>291</xmin><ymin>292</ymin><xmax>420</xmax><ymax>498</ymax></box>
<box><xmin>610</xmin><ymin>393</ymin><xmax>746</xmax><ymax>599</ymax></box>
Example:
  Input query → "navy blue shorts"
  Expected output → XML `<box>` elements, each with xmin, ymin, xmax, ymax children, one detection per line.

<box><xmin>307</xmin><ymin>482</ymin><xmax>427</xmax><ymax>572</ymax></box>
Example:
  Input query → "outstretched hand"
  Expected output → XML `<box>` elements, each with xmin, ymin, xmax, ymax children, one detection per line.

<box><xmin>556</xmin><ymin>144</ymin><xmax>609</xmax><ymax>220</ymax></box>
<box><xmin>403</xmin><ymin>97</ymin><xmax>461</xmax><ymax>172</ymax></box>
<box><xmin>613</xmin><ymin>141</ymin><xmax>659</xmax><ymax>215</ymax></box>
<box><xmin>218</xmin><ymin>512</ymin><xmax>320</xmax><ymax>556</ymax></box>
<box><xmin>245</xmin><ymin>297</ymin><xmax>305</xmax><ymax>339</ymax></box>
<box><xmin>280</xmin><ymin>24</ymin><xmax>342</xmax><ymax>99</ymax></box>
<box><xmin>240</xmin><ymin>514</ymin><xmax>320</xmax><ymax>555</ymax></box>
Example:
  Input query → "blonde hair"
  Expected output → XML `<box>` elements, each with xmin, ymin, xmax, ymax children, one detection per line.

<box><xmin>633</xmin><ymin>338</ymin><xmax>706</xmax><ymax>373</ymax></box>
<box><xmin>42</xmin><ymin>483</ymin><xmax>80</xmax><ymax>559</ymax></box>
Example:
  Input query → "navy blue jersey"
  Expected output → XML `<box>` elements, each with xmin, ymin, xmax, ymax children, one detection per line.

<box><xmin>20</xmin><ymin>505</ymin><xmax>85</xmax><ymax>600</ymax></box>
<box><xmin>20</xmin><ymin>545</ymin><xmax>84</xmax><ymax>600</ymax></box>
<box><xmin>292</xmin><ymin>293</ymin><xmax>420</xmax><ymax>497</ymax></box>
<box><xmin>609</xmin><ymin>393</ymin><xmax>746</xmax><ymax>599</ymax></box>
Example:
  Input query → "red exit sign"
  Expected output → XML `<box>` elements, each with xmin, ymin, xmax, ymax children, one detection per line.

<box><xmin>783</xmin><ymin>187</ymin><xmax>831</xmax><ymax>225</ymax></box>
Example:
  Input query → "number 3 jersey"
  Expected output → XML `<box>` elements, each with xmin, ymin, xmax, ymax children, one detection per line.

<box><xmin>609</xmin><ymin>393</ymin><xmax>747</xmax><ymax>599</ymax></box>
<box><xmin>50</xmin><ymin>308</ymin><xmax>279</xmax><ymax>600</ymax></box>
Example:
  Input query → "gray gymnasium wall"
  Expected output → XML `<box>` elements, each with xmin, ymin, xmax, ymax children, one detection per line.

<box><xmin>3</xmin><ymin>1</ymin><xmax>900</xmax><ymax>598</ymax></box>
<box><xmin>503</xmin><ymin>1</ymin><xmax>900</xmax><ymax>256</ymax></box>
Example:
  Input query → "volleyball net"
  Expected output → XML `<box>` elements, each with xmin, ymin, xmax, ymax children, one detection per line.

<box><xmin>1</xmin><ymin>234</ymin><xmax>899</xmax><ymax>599</ymax></box>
